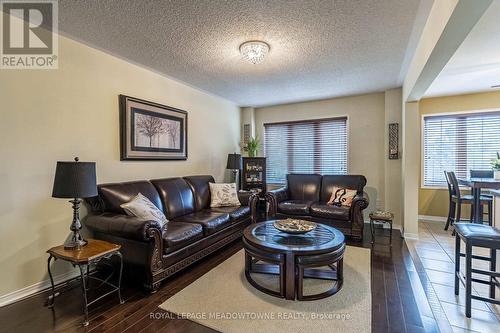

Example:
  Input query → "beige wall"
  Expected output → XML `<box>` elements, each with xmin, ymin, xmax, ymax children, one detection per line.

<box><xmin>384</xmin><ymin>89</ymin><xmax>403</xmax><ymax>227</ymax></box>
<box><xmin>418</xmin><ymin>91</ymin><xmax>500</xmax><ymax>217</ymax></box>
<box><xmin>0</xmin><ymin>34</ymin><xmax>240</xmax><ymax>298</ymax></box>
<box><xmin>253</xmin><ymin>93</ymin><xmax>386</xmax><ymax>216</ymax></box>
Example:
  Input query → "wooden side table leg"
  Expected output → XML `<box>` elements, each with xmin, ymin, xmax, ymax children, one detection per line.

<box><xmin>389</xmin><ymin>220</ymin><xmax>393</xmax><ymax>246</ymax></box>
<box><xmin>370</xmin><ymin>219</ymin><xmax>375</xmax><ymax>244</ymax></box>
<box><xmin>47</xmin><ymin>255</ymin><xmax>55</xmax><ymax>308</ymax></box>
<box><xmin>116</xmin><ymin>251</ymin><xmax>125</xmax><ymax>304</ymax></box>
<box><xmin>78</xmin><ymin>265</ymin><xmax>89</xmax><ymax>327</ymax></box>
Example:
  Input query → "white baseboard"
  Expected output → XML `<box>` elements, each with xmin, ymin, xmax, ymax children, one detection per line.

<box><xmin>418</xmin><ymin>215</ymin><xmax>447</xmax><ymax>223</ymax></box>
<box><xmin>0</xmin><ymin>269</ymin><xmax>80</xmax><ymax>308</ymax></box>
<box><xmin>403</xmin><ymin>232</ymin><xmax>419</xmax><ymax>240</ymax></box>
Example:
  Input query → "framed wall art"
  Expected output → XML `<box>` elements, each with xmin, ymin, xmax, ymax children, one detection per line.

<box><xmin>119</xmin><ymin>95</ymin><xmax>187</xmax><ymax>160</ymax></box>
<box><xmin>388</xmin><ymin>122</ymin><xmax>399</xmax><ymax>160</ymax></box>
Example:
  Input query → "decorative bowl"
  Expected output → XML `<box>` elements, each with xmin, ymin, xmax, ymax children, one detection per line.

<box><xmin>273</xmin><ymin>219</ymin><xmax>317</xmax><ymax>234</ymax></box>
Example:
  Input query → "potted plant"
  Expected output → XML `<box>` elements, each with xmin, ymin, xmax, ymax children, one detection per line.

<box><xmin>491</xmin><ymin>152</ymin><xmax>500</xmax><ymax>180</ymax></box>
<box><xmin>246</xmin><ymin>136</ymin><xmax>260</xmax><ymax>157</ymax></box>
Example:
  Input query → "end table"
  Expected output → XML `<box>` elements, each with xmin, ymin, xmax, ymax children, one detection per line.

<box><xmin>369</xmin><ymin>211</ymin><xmax>394</xmax><ymax>246</ymax></box>
<box><xmin>47</xmin><ymin>239</ymin><xmax>124</xmax><ymax>326</ymax></box>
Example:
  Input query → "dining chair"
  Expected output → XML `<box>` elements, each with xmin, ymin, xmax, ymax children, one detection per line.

<box><xmin>444</xmin><ymin>171</ymin><xmax>493</xmax><ymax>231</ymax></box>
<box><xmin>469</xmin><ymin>169</ymin><xmax>494</xmax><ymax>216</ymax></box>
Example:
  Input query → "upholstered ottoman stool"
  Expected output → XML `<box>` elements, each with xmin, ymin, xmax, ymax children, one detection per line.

<box><xmin>369</xmin><ymin>210</ymin><xmax>394</xmax><ymax>245</ymax></box>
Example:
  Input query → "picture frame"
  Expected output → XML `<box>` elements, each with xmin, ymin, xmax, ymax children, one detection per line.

<box><xmin>119</xmin><ymin>95</ymin><xmax>188</xmax><ymax>160</ymax></box>
<box><xmin>388</xmin><ymin>122</ymin><xmax>399</xmax><ymax>160</ymax></box>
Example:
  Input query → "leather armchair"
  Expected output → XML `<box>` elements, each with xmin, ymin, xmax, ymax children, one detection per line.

<box><xmin>267</xmin><ymin>174</ymin><xmax>369</xmax><ymax>240</ymax></box>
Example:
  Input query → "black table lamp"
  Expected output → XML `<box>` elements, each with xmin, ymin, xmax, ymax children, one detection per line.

<box><xmin>226</xmin><ymin>153</ymin><xmax>241</xmax><ymax>189</ymax></box>
<box><xmin>52</xmin><ymin>157</ymin><xmax>97</xmax><ymax>250</ymax></box>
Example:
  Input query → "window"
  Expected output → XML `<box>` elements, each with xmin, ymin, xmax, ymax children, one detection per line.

<box><xmin>423</xmin><ymin>111</ymin><xmax>500</xmax><ymax>187</ymax></box>
<box><xmin>264</xmin><ymin>117</ymin><xmax>348</xmax><ymax>184</ymax></box>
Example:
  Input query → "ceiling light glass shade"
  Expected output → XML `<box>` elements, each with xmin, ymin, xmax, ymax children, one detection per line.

<box><xmin>239</xmin><ymin>41</ymin><xmax>270</xmax><ymax>64</ymax></box>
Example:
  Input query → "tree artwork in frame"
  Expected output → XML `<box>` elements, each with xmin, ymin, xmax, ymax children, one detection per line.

<box><xmin>119</xmin><ymin>95</ymin><xmax>188</xmax><ymax>160</ymax></box>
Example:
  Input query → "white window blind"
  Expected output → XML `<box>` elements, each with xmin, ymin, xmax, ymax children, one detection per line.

<box><xmin>264</xmin><ymin>117</ymin><xmax>348</xmax><ymax>184</ymax></box>
<box><xmin>423</xmin><ymin>111</ymin><xmax>500</xmax><ymax>187</ymax></box>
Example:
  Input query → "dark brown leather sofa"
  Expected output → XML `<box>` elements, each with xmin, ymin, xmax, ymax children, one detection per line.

<box><xmin>268</xmin><ymin>174</ymin><xmax>369</xmax><ymax>240</ymax></box>
<box><xmin>84</xmin><ymin>175</ymin><xmax>251</xmax><ymax>292</ymax></box>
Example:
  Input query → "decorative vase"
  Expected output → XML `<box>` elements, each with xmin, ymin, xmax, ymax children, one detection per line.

<box><xmin>248</xmin><ymin>150</ymin><xmax>256</xmax><ymax>157</ymax></box>
<box><xmin>495</xmin><ymin>170</ymin><xmax>500</xmax><ymax>180</ymax></box>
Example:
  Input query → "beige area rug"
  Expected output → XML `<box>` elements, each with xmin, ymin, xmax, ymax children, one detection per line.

<box><xmin>159</xmin><ymin>246</ymin><xmax>371</xmax><ymax>333</ymax></box>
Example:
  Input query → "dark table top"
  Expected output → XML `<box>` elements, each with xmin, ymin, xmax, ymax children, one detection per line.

<box><xmin>243</xmin><ymin>221</ymin><xmax>345</xmax><ymax>254</ymax></box>
<box><xmin>458</xmin><ymin>177</ymin><xmax>500</xmax><ymax>189</ymax></box>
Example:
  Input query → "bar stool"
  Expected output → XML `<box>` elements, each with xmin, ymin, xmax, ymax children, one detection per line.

<box><xmin>454</xmin><ymin>223</ymin><xmax>500</xmax><ymax>318</ymax></box>
<box><xmin>444</xmin><ymin>171</ymin><xmax>492</xmax><ymax>231</ymax></box>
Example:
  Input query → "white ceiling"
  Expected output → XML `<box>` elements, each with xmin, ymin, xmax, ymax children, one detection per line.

<box><xmin>58</xmin><ymin>0</ymin><xmax>421</xmax><ymax>107</ymax></box>
<box><xmin>425</xmin><ymin>1</ymin><xmax>500</xmax><ymax>98</ymax></box>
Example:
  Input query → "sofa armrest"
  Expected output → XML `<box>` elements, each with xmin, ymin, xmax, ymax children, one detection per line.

<box><xmin>349</xmin><ymin>192</ymin><xmax>370</xmax><ymax>240</ymax></box>
<box><xmin>267</xmin><ymin>187</ymin><xmax>288</xmax><ymax>203</ymax></box>
<box><xmin>237</xmin><ymin>191</ymin><xmax>252</xmax><ymax>206</ymax></box>
<box><xmin>84</xmin><ymin>212</ymin><xmax>162</xmax><ymax>242</ymax></box>
<box><xmin>266</xmin><ymin>187</ymin><xmax>288</xmax><ymax>219</ymax></box>
<box><xmin>351</xmin><ymin>192</ymin><xmax>370</xmax><ymax>211</ymax></box>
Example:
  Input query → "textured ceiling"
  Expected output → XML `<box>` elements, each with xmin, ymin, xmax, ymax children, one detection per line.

<box><xmin>58</xmin><ymin>0</ymin><xmax>420</xmax><ymax>107</ymax></box>
<box><xmin>425</xmin><ymin>1</ymin><xmax>500</xmax><ymax>98</ymax></box>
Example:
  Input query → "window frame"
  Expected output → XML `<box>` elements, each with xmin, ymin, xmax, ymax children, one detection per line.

<box><xmin>420</xmin><ymin>108</ymin><xmax>500</xmax><ymax>190</ymax></box>
<box><xmin>263</xmin><ymin>115</ymin><xmax>350</xmax><ymax>185</ymax></box>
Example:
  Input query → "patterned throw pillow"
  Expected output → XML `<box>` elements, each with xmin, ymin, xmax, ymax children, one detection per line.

<box><xmin>327</xmin><ymin>187</ymin><xmax>358</xmax><ymax>207</ymax></box>
<box><xmin>209</xmin><ymin>183</ymin><xmax>241</xmax><ymax>208</ymax></box>
<box><xmin>120</xmin><ymin>193</ymin><xmax>168</xmax><ymax>228</ymax></box>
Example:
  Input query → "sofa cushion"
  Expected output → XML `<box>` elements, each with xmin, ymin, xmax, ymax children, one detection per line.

<box><xmin>209</xmin><ymin>183</ymin><xmax>240</xmax><ymax>207</ymax></box>
<box><xmin>310</xmin><ymin>203</ymin><xmax>350</xmax><ymax>220</ymax></box>
<box><xmin>184</xmin><ymin>175</ymin><xmax>215</xmax><ymax>211</ymax></box>
<box><xmin>98</xmin><ymin>181</ymin><xmax>163</xmax><ymax>214</ymax></box>
<box><xmin>174</xmin><ymin>210</ymin><xmax>231</xmax><ymax>235</ymax></box>
<box><xmin>327</xmin><ymin>187</ymin><xmax>358</xmax><ymax>207</ymax></box>
<box><xmin>163</xmin><ymin>222</ymin><xmax>203</xmax><ymax>254</ymax></box>
<box><xmin>278</xmin><ymin>200</ymin><xmax>313</xmax><ymax>215</ymax></box>
<box><xmin>211</xmin><ymin>206</ymin><xmax>250</xmax><ymax>220</ymax></box>
<box><xmin>287</xmin><ymin>174</ymin><xmax>322</xmax><ymax>202</ymax></box>
<box><xmin>151</xmin><ymin>178</ymin><xmax>195</xmax><ymax>220</ymax></box>
<box><xmin>320</xmin><ymin>175</ymin><xmax>366</xmax><ymax>202</ymax></box>
<box><xmin>120</xmin><ymin>193</ymin><xmax>168</xmax><ymax>228</ymax></box>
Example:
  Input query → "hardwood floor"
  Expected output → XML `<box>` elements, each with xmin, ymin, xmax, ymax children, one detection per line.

<box><xmin>0</xmin><ymin>226</ymin><xmax>439</xmax><ymax>333</ymax></box>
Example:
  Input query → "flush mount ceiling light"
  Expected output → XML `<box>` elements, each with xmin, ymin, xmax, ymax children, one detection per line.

<box><xmin>239</xmin><ymin>41</ymin><xmax>270</xmax><ymax>64</ymax></box>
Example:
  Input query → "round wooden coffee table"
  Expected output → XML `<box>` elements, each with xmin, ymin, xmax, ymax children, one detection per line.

<box><xmin>243</xmin><ymin>220</ymin><xmax>345</xmax><ymax>301</ymax></box>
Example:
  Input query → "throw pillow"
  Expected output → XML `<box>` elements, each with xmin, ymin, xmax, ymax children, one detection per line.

<box><xmin>120</xmin><ymin>193</ymin><xmax>168</xmax><ymax>228</ymax></box>
<box><xmin>327</xmin><ymin>187</ymin><xmax>357</xmax><ymax>207</ymax></box>
<box><xmin>209</xmin><ymin>183</ymin><xmax>241</xmax><ymax>207</ymax></box>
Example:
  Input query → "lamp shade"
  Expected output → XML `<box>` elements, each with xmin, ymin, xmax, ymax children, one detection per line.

<box><xmin>52</xmin><ymin>159</ymin><xmax>97</xmax><ymax>198</ymax></box>
<box><xmin>226</xmin><ymin>153</ymin><xmax>241</xmax><ymax>170</ymax></box>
